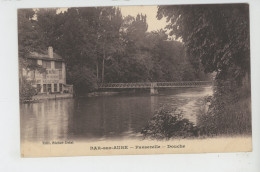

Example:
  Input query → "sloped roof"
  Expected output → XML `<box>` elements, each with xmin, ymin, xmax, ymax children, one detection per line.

<box><xmin>28</xmin><ymin>50</ymin><xmax>64</xmax><ymax>62</ymax></box>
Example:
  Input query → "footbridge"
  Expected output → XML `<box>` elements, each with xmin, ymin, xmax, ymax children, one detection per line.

<box><xmin>98</xmin><ymin>81</ymin><xmax>213</xmax><ymax>94</ymax></box>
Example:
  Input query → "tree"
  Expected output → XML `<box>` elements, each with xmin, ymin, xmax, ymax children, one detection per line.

<box><xmin>157</xmin><ymin>4</ymin><xmax>250</xmax><ymax>81</ymax></box>
<box><xmin>122</xmin><ymin>14</ymin><xmax>148</xmax><ymax>53</ymax></box>
<box><xmin>19</xmin><ymin>6</ymin><xmax>210</xmax><ymax>96</ymax></box>
<box><xmin>18</xmin><ymin>9</ymin><xmax>46</xmax><ymax>101</ymax></box>
<box><xmin>19</xmin><ymin>77</ymin><xmax>38</xmax><ymax>102</ymax></box>
<box><xmin>18</xmin><ymin>9</ymin><xmax>45</xmax><ymax>69</ymax></box>
<box><xmin>54</xmin><ymin>7</ymin><xmax>101</xmax><ymax>93</ymax></box>
<box><xmin>33</xmin><ymin>7</ymin><xmax>124</xmax><ymax>93</ymax></box>
<box><xmin>96</xmin><ymin>7</ymin><xmax>123</xmax><ymax>83</ymax></box>
<box><xmin>157</xmin><ymin>4</ymin><xmax>251</xmax><ymax>135</ymax></box>
<box><xmin>35</xmin><ymin>8</ymin><xmax>58</xmax><ymax>47</ymax></box>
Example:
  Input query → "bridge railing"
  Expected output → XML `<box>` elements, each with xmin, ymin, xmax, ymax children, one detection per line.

<box><xmin>98</xmin><ymin>81</ymin><xmax>213</xmax><ymax>88</ymax></box>
<box><xmin>98</xmin><ymin>82</ymin><xmax>152</xmax><ymax>88</ymax></box>
<box><xmin>156</xmin><ymin>81</ymin><xmax>213</xmax><ymax>87</ymax></box>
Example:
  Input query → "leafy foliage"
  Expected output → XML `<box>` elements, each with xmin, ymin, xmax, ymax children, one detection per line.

<box><xmin>67</xmin><ymin>65</ymin><xmax>97</xmax><ymax>96</ymax></box>
<box><xmin>197</xmin><ymin>79</ymin><xmax>251</xmax><ymax>135</ymax></box>
<box><xmin>18</xmin><ymin>7</ymin><xmax>211</xmax><ymax>96</ymax></box>
<box><xmin>141</xmin><ymin>108</ymin><xmax>198</xmax><ymax>140</ymax></box>
<box><xmin>157</xmin><ymin>4</ymin><xmax>250</xmax><ymax>81</ymax></box>
<box><xmin>18</xmin><ymin>9</ymin><xmax>47</xmax><ymax>101</ymax></box>
<box><xmin>158</xmin><ymin>4</ymin><xmax>251</xmax><ymax>136</ymax></box>
<box><xmin>19</xmin><ymin>77</ymin><xmax>38</xmax><ymax>102</ymax></box>
<box><xmin>18</xmin><ymin>9</ymin><xmax>45</xmax><ymax>59</ymax></box>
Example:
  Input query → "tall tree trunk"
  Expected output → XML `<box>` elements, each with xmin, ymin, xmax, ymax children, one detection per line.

<box><xmin>102</xmin><ymin>44</ymin><xmax>105</xmax><ymax>83</ymax></box>
<box><xmin>19</xmin><ymin>59</ymin><xmax>23</xmax><ymax>85</ymax></box>
<box><xmin>96</xmin><ymin>62</ymin><xmax>99</xmax><ymax>81</ymax></box>
<box><xmin>102</xmin><ymin>58</ymin><xmax>105</xmax><ymax>83</ymax></box>
<box><xmin>94</xmin><ymin>42</ymin><xmax>99</xmax><ymax>81</ymax></box>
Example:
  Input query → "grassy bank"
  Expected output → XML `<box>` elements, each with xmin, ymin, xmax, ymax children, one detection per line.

<box><xmin>142</xmin><ymin>79</ymin><xmax>251</xmax><ymax>139</ymax></box>
<box><xmin>197</xmin><ymin>95</ymin><xmax>251</xmax><ymax>136</ymax></box>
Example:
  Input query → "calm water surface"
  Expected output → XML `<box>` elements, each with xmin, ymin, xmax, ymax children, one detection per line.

<box><xmin>20</xmin><ymin>87</ymin><xmax>213</xmax><ymax>142</ymax></box>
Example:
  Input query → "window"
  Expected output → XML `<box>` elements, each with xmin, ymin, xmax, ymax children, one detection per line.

<box><xmin>55</xmin><ymin>61</ymin><xmax>62</xmax><ymax>69</ymax></box>
<box><xmin>54</xmin><ymin>84</ymin><xmax>57</xmax><ymax>92</ymax></box>
<box><xmin>59</xmin><ymin>70</ymin><xmax>62</xmax><ymax>79</ymax></box>
<box><xmin>43</xmin><ymin>73</ymin><xmax>46</xmax><ymax>79</ymax></box>
<box><xmin>28</xmin><ymin>59</ymin><xmax>37</xmax><ymax>65</ymax></box>
<box><xmin>43</xmin><ymin>84</ymin><xmax>47</xmax><ymax>92</ymax></box>
<box><xmin>29</xmin><ymin>71</ymin><xmax>35</xmax><ymax>79</ymax></box>
<box><xmin>36</xmin><ymin>84</ymin><xmax>41</xmax><ymax>92</ymax></box>
<box><xmin>42</xmin><ymin>60</ymin><xmax>51</xmax><ymax>69</ymax></box>
<box><xmin>59</xmin><ymin>83</ymin><xmax>62</xmax><ymax>92</ymax></box>
<box><xmin>47</xmin><ymin>84</ymin><xmax>52</xmax><ymax>93</ymax></box>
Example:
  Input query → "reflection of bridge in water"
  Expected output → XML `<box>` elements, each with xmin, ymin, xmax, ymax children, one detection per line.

<box><xmin>98</xmin><ymin>81</ymin><xmax>213</xmax><ymax>94</ymax></box>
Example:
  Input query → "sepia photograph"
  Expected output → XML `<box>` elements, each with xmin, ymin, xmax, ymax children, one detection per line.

<box><xmin>18</xmin><ymin>4</ymin><xmax>252</xmax><ymax>157</ymax></box>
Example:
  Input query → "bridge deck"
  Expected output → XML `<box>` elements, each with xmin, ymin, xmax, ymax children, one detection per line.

<box><xmin>98</xmin><ymin>81</ymin><xmax>213</xmax><ymax>89</ymax></box>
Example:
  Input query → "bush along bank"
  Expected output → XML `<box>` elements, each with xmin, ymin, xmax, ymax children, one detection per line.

<box><xmin>196</xmin><ymin>79</ymin><xmax>251</xmax><ymax>136</ymax></box>
<box><xmin>141</xmin><ymin>107</ymin><xmax>199</xmax><ymax>140</ymax></box>
<box><xmin>141</xmin><ymin>79</ymin><xmax>251</xmax><ymax>140</ymax></box>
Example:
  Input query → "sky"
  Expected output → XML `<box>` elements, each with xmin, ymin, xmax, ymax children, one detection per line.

<box><xmin>120</xmin><ymin>5</ymin><xmax>168</xmax><ymax>32</ymax></box>
<box><xmin>57</xmin><ymin>5</ymin><xmax>168</xmax><ymax>32</ymax></box>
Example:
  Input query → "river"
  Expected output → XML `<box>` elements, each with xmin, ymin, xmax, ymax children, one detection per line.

<box><xmin>20</xmin><ymin>87</ymin><xmax>213</xmax><ymax>142</ymax></box>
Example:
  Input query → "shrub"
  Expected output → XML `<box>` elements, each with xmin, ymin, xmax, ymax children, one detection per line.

<box><xmin>67</xmin><ymin>65</ymin><xmax>98</xmax><ymax>97</ymax></box>
<box><xmin>141</xmin><ymin>107</ymin><xmax>198</xmax><ymax>140</ymax></box>
<box><xmin>19</xmin><ymin>77</ymin><xmax>37</xmax><ymax>102</ymax></box>
<box><xmin>197</xmin><ymin>79</ymin><xmax>251</xmax><ymax>135</ymax></box>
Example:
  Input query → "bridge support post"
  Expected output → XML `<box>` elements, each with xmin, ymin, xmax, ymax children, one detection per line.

<box><xmin>150</xmin><ymin>82</ymin><xmax>158</xmax><ymax>95</ymax></box>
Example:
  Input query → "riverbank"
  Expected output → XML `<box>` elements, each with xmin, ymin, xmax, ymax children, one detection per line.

<box><xmin>87</xmin><ymin>91</ymin><xmax>120</xmax><ymax>97</ymax></box>
<box><xmin>23</xmin><ymin>90</ymin><xmax>140</xmax><ymax>102</ymax></box>
<box><xmin>32</xmin><ymin>93</ymin><xmax>73</xmax><ymax>101</ymax></box>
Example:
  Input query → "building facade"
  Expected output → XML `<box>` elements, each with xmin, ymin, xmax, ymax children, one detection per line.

<box><xmin>23</xmin><ymin>47</ymin><xmax>72</xmax><ymax>94</ymax></box>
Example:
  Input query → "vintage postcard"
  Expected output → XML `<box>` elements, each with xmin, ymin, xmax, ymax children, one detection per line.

<box><xmin>19</xmin><ymin>4</ymin><xmax>251</xmax><ymax>157</ymax></box>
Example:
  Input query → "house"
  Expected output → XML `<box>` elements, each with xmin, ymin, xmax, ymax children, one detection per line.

<box><xmin>22</xmin><ymin>46</ymin><xmax>73</xmax><ymax>95</ymax></box>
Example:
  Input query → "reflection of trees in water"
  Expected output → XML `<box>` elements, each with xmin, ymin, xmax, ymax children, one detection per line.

<box><xmin>69</xmin><ymin>96</ymin><xmax>155</xmax><ymax>139</ymax></box>
<box><xmin>21</xmin><ymin>88</ymin><xmax>213</xmax><ymax>141</ymax></box>
<box><xmin>21</xmin><ymin>99</ymin><xmax>73</xmax><ymax>142</ymax></box>
<box><xmin>150</xmin><ymin>95</ymin><xmax>158</xmax><ymax>115</ymax></box>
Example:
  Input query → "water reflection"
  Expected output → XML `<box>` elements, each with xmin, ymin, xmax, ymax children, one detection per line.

<box><xmin>20</xmin><ymin>87</ymin><xmax>213</xmax><ymax>142</ymax></box>
<box><xmin>69</xmin><ymin>95</ymin><xmax>155</xmax><ymax>140</ymax></box>
<box><xmin>20</xmin><ymin>100</ymin><xmax>74</xmax><ymax>142</ymax></box>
